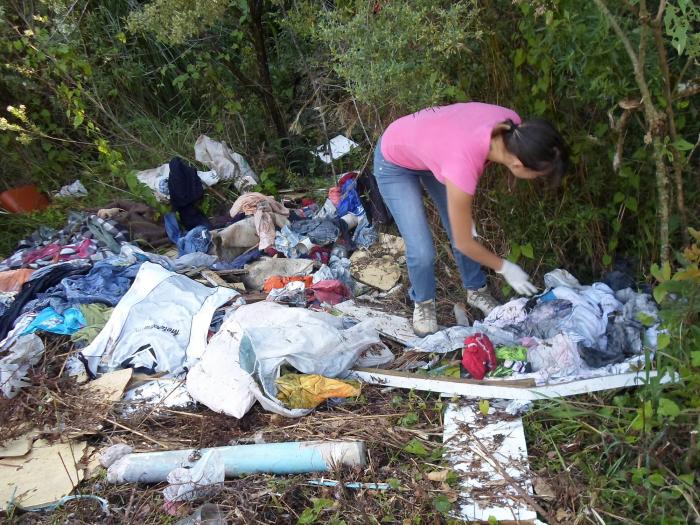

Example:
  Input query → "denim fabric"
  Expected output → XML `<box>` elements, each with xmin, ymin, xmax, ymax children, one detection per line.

<box><xmin>176</xmin><ymin>225</ymin><xmax>212</xmax><ymax>257</ymax></box>
<box><xmin>373</xmin><ymin>139</ymin><xmax>485</xmax><ymax>302</ymax></box>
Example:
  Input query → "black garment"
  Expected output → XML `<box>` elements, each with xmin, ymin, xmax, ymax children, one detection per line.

<box><xmin>357</xmin><ymin>168</ymin><xmax>393</xmax><ymax>225</ymax></box>
<box><xmin>579</xmin><ymin>314</ymin><xmax>627</xmax><ymax>368</ymax></box>
<box><xmin>0</xmin><ymin>261</ymin><xmax>91</xmax><ymax>340</ymax></box>
<box><xmin>168</xmin><ymin>157</ymin><xmax>211</xmax><ymax>230</ymax></box>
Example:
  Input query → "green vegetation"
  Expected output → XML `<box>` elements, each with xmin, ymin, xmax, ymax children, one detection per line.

<box><xmin>1</xmin><ymin>0</ymin><xmax>698</xmax><ymax>522</ymax></box>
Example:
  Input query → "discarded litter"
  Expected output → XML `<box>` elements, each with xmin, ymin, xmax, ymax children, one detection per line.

<box><xmin>313</xmin><ymin>135</ymin><xmax>359</xmax><ymax>164</ymax></box>
<box><xmin>107</xmin><ymin>441</ymin><xmax>367</xmax><ymax>483</ymax></box>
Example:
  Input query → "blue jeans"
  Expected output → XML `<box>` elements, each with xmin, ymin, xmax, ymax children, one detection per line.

<box><xmin>374</xmin><ymin>139</ymin><xmax>486</xmax><ymax>302</ymax></box>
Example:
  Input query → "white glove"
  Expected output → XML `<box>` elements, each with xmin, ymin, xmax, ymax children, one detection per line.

<box><xmin>497</xmin><ymin>260</ymin><xmax>538</xmax><ymax>296</ymax></box>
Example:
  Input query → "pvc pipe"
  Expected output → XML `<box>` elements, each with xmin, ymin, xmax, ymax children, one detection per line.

<box><xmin>107</xmin><ymin>440</ymin><xmax>366</xmax><ymax>484</ymax></box>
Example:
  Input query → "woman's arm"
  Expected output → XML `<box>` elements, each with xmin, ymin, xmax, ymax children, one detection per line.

<box><xmin>445</xmin><ymin>180</ymin><xmax>504</xmax><ymax>271</ymax></box>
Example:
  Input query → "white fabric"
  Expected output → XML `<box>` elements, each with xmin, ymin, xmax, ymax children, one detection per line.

<box><xmin>186</xmin><ymin>302</ymin><xmax>380</xmax><ymax>418</ymax></box>
<box><xmin>526</xmin><ymin>333</ymin><xmax>584</xmax><ymax>380</ymax></box>
<box><xmin>80</xmin><ymin>262</ymin><xmax>238</xmax><ymax>376</ymax></box>
<box><xmin>483</xmin><ymin>298</ymin><xmax>529</xmax><ymax>328</ymax></box>
<box><xmin>550</xmin><ymin>284</ymin><xmax>622</xmax><ymax>349</ymax></box>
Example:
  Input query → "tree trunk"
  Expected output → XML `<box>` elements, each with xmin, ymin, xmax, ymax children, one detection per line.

<box><xmin>247</xmin><ymin>0</ymin><xmax>288</xmax><ymax>142</ymax></box>
<box><xmin>592</xmin><ymin>0</ymin><xmax>672</xmax><ymax>263</ymax></box>
<box><xmin>651</xmin><ymin>15</ymin><xmax>690</xmax><ymax>246</ymax></box>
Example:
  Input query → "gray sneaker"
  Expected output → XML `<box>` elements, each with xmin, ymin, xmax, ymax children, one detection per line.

<box><xmin>413</xmin><ymin>299</ymin><xmax>438</xmax><ymax>337</ymax></box>
<box><xmin>466</xmin><ymin>286</ymin><xmax>500</xmax><ymax>316</ymax></box>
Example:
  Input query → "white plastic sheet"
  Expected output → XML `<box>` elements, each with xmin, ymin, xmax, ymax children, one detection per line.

<box><xmin>163</xmin><ymin>449</ymin><xmax>225</xmax><ymax>503</ymax></box>
<box><xmin>0</xmin><ymin>334</ymin><xmax>44</xmax><ymax>398</ymax></box>
<box><xmin>194</xmin><ymin>135</ymin><xmax>259</xmax><ymax>192</ymax></box>
<box><xmin>186</xmin><ymin>302</ymin><xmax>380</xmax><ymax>418</ymax></box>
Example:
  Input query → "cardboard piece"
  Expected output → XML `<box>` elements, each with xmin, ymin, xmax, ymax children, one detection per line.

<box><xmin>350</xmin><ymin>252</ymin><xmax>401</xmax><ymax>292</ymax></box>
<box><xmin>83</xmin><ymin>368</ymin><xmax>133</xmax><ymax>403</ymax></box>
<box><xmin>334</xmin><ymin>301</ymin><xmax>416</xmax><ymax>344</ymax></box>
<box><xmin>0</xmin><ymin>439</ymin><xmax>87</xmax><ymax>510</ymax></box>
<box><xmin>0</xmin><ymin>430</ymin><xmax>39</xmax><ymax>458</ymax></box>
<box><xmin>444</xmin><ymin>402</ymin><xmax>536</xmax><ymax>523</ymax></box>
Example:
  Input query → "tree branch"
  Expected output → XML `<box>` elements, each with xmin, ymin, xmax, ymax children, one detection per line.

<box><xmin>592</xmin><ymin>0</ymin><xmax>655</xmax><ymax>111</ymax></box>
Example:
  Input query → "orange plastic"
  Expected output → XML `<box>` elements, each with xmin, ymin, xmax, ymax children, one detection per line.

<box><xmin>0</xmin><ymin>185</ymin><xmax>49</xmax><ymax>213</ymax></box>
<box><xmin>263</xmin><ymin>275</ymin><xmax>314</xmax><ymax>292</ymax></box>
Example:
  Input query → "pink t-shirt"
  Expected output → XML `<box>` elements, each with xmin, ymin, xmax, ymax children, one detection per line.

<box><xmin>380</xmin><ymin>103</ymin><xmax>521</xmax><ymax>195</ymax></box>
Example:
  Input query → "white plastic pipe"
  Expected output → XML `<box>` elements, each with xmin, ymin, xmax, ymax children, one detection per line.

<box><xmin>107</xmin><ymin>440</ymin><xmax>366</xmax><ymax>484</ymax></box>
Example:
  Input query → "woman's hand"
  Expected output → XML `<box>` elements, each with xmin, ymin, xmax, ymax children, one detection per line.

<box><xmin>497</xmin><ymin>260</ymin><xmax>537</xmax><ymax>296</ymax></box>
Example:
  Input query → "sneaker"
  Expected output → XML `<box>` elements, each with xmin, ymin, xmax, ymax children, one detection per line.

<box><xmin>413</xmin><ymin>299</ymin><xmax>438</xmax><ymax>337</ymax></box>
<box><xmin>466</xmin><ymin>286</ymin><xmax>500</xmax><ymax>316</ymax></box>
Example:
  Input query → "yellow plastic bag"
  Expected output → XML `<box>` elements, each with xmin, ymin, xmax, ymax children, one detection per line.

<box><xmin>276</xmin><ymin>374</ymin><xmax>361</xmax><ymax>409</ymax></box>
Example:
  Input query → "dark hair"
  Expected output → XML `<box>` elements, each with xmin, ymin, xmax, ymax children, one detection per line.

<box><xmin>500</xmin><ymin>118</ymin><xmax>570</xmax><ymax>183</ymax></box>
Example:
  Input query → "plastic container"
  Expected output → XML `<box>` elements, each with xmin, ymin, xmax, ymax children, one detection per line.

<box><xmin>0</xmin><ymin>185</ymin><xmax>49</xmax><ymax>213</ymax></box>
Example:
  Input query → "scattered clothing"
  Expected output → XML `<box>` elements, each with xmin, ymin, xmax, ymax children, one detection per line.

<box><xmin>80</xmin><ymin>262</ymin><xmax>238</xmax><ymax>376</ymax></box>
<box><xmin>289</xmin><ymin>219</ymin><xmax>339</xmax><ymax>246</ymax></box>
<box><xmin>168</xmin><ymin>157</ymin><xmax>210</xmax><ymax>231</ymax></box>
<box><xmin>352</xmin><ymin>215</ymin><xmax>378</xmax><ymax>248</ymax></box>
<box><xmin>211</xmin><ymin>217</ymin><xmax>260</xmax><ymax>261</ymax></box>
<box><xmin>266</xmin><ymin>281</ymin><xmax>307</xmax><ymax>307</ymax></box>
<box><xmin>186</xmin><ymin>301</ymin><xmax>380</xmax><ymax>418</ymax></box>
<box><xmin>176</xmin><ymin>226</ymin><xmax>212</xmax><ymax>257</ymax></box>
<box><xmin>309</xmin><ymin>280</ymin><xmax>352</xmax><ymax>305</ymax></box>
<box><xmin>211</xmin><ymin>249</ymin><xmax>263</xmax><ymax>271</ymax></box>
<box><xmin>71</xmin><ymin>304</ymin><xmax>113</xmax><ymax>347</ymax></box>
<box><xmin>0</xmin><ymin>269</ymin><xmax>34</xmax><ymax>293</ymax></box>
<box><xmin>172</xmin><ymin>253</ymin><xmax>218</xmax><ymax>272</ymax></box>
<box><xmin>31</xmin><ymin>260</ymin><xmax>141</xmax><ymax>310</ymax></box>
<box><xmin>0</xmin><ymin>261</ymin><xmax>91</xmax><ymax>341</ymax></box>
<box><xmin>230</xmin><ymin>192</ymin><xmax>290</xmax><ymax>250</ymax></box>
<box><xmin>525</xmin><ymin>333</ymin><xmax>583</xmax><ymax>380</ymax></box>
<box><xmin>56</xmin><ymin>180</ymin><xmax>88</xmax><ymax>198</ymax></box>
<box><xmin>263</xmin><ymin>275</ymin><xmax>313</xmax><ymax>292</ymax></box>
<box><xmin>194</xmin><ymin>134</ymin><xmax>259</xmax><ymax>192</ymax></box>
<box><xmin>98</xmin><ymin>200</ymin><xmax>170</xmax><ymax>249</ymax></box>
<box><xmin>0</xmin><ymin>212</ymin><xmax>117</xmax><ymax>271</ymax></box>
<box><xmin>22</xmin><ymin>306</ymin><xmax>86</xmax><ymax>336</ymax></box>
<box><xmin>461</xmin><ymin>333</ymin><xmax>497</xmax><ymax>380</ymax></box>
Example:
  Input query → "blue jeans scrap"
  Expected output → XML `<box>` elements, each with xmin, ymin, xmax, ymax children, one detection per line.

<box><xmin>373</xmin><ymin>139</ymin><xmax>486</xmax><ymax>302</ymax></box>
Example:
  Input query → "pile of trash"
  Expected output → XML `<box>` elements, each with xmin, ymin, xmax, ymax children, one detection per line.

<box><xmin>401</xmin><ymin>268</ymin><xmax>660</xmax><ymax>384</ymax></box>
<box><xmin>0</xmin><ymin>138</ymin><xmax>662</xmax><ymax>514</ymax></box>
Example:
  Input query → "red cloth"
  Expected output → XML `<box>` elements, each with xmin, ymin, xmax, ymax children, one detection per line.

<box><xmin>309</xmin><ymin>246</ymin><xmax>331</xmax><ymax>265</ymax></box>
<box><xmin>310</xmin><ymin>279</ymin><xmax>352</xmax><ymax>305</ymax></box>
<box><xmin>337</xmin><ymin>171</ymin><xmax>358</xmax><ymax>187</ymax></box>
<box><xmin>461</xmin><ymin>333</ymin><xmax>496</xmax><ymax>380</ymax></box>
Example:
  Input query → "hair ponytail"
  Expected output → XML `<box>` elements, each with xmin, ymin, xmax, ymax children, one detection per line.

<box><xmin>499</xmin><ymin>118</ymin><xmax>570</xmax><ymax>183</ymax></box>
